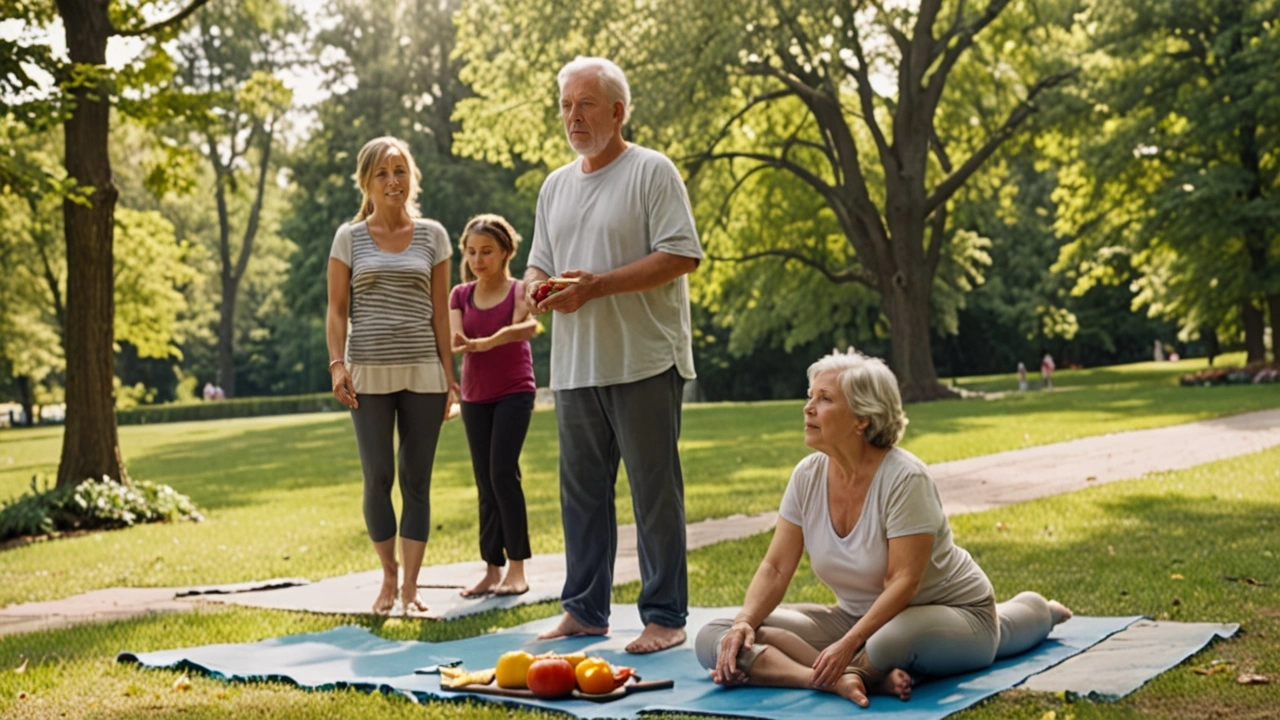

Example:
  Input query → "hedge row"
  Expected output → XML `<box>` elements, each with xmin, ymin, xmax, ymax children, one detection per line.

<box><xmin>116</xmin><ymin>392</ymin><xmax>344</xmax><ymax>425</ymax></box>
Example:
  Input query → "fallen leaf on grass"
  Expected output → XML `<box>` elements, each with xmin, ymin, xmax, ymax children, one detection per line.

<box><xmin>1171</xmin><ymin>573</ymin><xmax>1185</xmax><ymax>580</ymax></box>
<box><xmin>1086</xmin><ymin>476</ymin><xmax>1097</xmax><ymax>482</ymax></box>
<box><xmin>1221</xmin><ymin>576</ymin><xmax>1269</xmax><ymax>586</ymax></box>
<box><xmin>14</xmin><ymin>659</ymin><xmax>26</xmax><ymax>674</ymax></box>
<box><xmin>1194</xmin><ymin>663</ymin><xmax>1235</xmax><ymax>676</ymax></box>
<box><xmin>173</xmin><ymin>673</ymin><xmax>192</xmax><ymax>691</ymax></box>
<box><xmin>1236</xmin><ymin>673</ymin><xmax>1271</xmax><ymax>685</ymax></box>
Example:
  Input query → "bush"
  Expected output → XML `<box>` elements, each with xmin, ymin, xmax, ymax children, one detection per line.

<box><xmin>116</xmin><ymin>392</ymin><xmax>343</xmax><ymax>425</ymax></box>
<box><xmin>0</xmin><ymin>476</ymin><xmax>204</xmax><ymax>543</ymax></box>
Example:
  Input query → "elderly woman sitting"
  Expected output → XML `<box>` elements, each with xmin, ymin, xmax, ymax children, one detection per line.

<box><xmin>695</xmin><ymin>349</ymin><xmax>1071</xmax><ymax>707</ymax></box>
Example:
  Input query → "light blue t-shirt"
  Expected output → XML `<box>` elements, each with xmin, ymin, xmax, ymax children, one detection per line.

<box><xmin>528</xmin><ymin>145</ymin><xmax>703</xmax><ymax>390</ymax></box>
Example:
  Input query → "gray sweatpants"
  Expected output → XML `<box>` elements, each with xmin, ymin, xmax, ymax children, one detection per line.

<box><xmin>695</xmin><ymin>591</ymin><xmax>1057</xmax><ymax>682</ymax></box>
<box><xmin>555</xmin><ymin>366</ymin><xmax>688</xmax><ymax>629</ymax></box>
<box><xmin>349</xmin><ymin>391</ymin><xmax>447</xmax><ymax>543</ymax></box>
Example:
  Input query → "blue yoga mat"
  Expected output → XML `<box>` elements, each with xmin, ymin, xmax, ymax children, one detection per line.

<box><xmin>117</xmin><ymin>625</ymin><xmax>462</xmax><ymax>701</ymax></box>
<box><xmin>121</xmin><ymin>606</ymin><xmax>1143</xmax><ymax>718</ymax></box>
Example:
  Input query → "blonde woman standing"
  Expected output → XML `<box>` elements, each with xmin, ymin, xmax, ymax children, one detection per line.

<box><xmin>326</xmin><ymin>136</ymin><xmax>458</xmax><ymax>615</ymax></box>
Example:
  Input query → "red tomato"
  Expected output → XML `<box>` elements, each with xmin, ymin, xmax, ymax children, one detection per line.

<box><xmin>526</xmin><ymin>657</ymin><xmax>576</xmax><ymax>698</ymax></box>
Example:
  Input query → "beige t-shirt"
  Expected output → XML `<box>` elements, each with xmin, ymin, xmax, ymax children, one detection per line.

<box><xmin>329</xmin><ymin>218</ymin><xmax>451</xmax><ymax>394</ymax></box>
<box><xmin>778</xmin><ymin>448</ymin><xmax>994</xmax><ymax>616</ymax></box>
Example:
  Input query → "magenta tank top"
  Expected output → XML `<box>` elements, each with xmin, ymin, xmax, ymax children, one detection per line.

<box><xmin>449</xmin><ymin>280</ymin><xmax>537</xmax><ymax>403</ymax></box>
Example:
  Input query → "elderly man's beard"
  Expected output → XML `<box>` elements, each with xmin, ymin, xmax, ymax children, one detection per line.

<box><xmin>566</xmin><ymin>126</ymin><xmax>610</xmax><ymax>158</ymax></box>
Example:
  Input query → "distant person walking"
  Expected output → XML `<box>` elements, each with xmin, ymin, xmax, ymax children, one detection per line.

<box><xmin>1040</xmin><ymin>353</ymin><xmax>1055</xmax><ymax>390</ymax></box>
<box><xmin>326</xmin><ymin>136</ymin><xmax>458</xmax><ymax>616</ymax></box>
<box><xmin>449</xmin><ymin>214</ymin><xmax>539</xmax><ymax>599</ymax></box>
<box><xmin>1017</xmin><ymin>362</ymin><xmax>1028</xmax><ymax>392</ymax></box>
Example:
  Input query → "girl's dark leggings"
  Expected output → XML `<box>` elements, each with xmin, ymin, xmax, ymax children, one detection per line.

<box><xmin>460</xmin><ymin>392</ymin><xmax>535</xmax><ymax>565</ymax></box>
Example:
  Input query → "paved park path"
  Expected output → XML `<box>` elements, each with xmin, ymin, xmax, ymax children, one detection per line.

<box><xmin>4</xmin><ymin>407</ymin><xmax>1279</xmax><ymax>637</ymax></box>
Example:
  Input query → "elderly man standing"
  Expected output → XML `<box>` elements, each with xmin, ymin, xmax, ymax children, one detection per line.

<box><xmin>524</xmin><ymin>56</ymin><xmax>702</xmax><ymax>654</ymax></box>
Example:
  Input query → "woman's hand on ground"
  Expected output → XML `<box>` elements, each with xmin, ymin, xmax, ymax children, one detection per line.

<box><xmin>331</xmin><ymin>365</ymin><xmax>358</xmax><ymax>409</ymax></box>
<box><xmin>810</xmin><ymin>636</ymin><xmax>858</xmax><ymax>688</ymax></box>
<box><xmin>713</xmin><ymin>622</ymin><xmax>754</xmax><ymax>685</ymax></box>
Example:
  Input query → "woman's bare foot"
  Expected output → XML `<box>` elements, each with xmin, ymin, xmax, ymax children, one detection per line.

<box><xmin>536</xmin><ymin>612</ymin><xmax>608</xmax><ymax>640</ymax></box>
<box><xmin>461</xmin><ymin>566</ymin><xmax>501</xmax><ymax>598</ymax></box>
<box><xmin>875</xmin><ymin>668</ymin><xmax>912</xmax><ymax>700</ymax></box>
<box><xmin>494</xmin><ymin>563</ymin><xmax>528</xmax><ymax>596</ymax></box>
<box><xmin>400</xmin><ymin>585</ymin><xmax>429</xmax><ymax>615</ymax></box>
<box><xmin>493</xmin><ymin>582</ymin><xmax>529</xmax><ymax>596</ymax></box>
<box><xmin>372</xmin><ymin>574</ymin><xmax>397</xmax><ymax>615</ymax></box>
<box><xmin>1047</xmin><ymin>599</ymin><xmax>1073</xmax><ymax>624</ymax></box>
<box><xmin>833</xmin><ymin>673</ymin><xmax>870</xmax><ymax>708</ymax></box>
<box><xmin>625</xmin><ymin>623</ymin><xmax>687</xmax><ymax>654</ymax></box>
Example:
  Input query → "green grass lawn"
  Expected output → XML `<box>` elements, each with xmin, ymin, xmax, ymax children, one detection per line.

<box><xmin>1</xmin><ymin>353</ymin><xmax>1278</xmax><ymax>608</ymax></box>
<box><xmin>2</xmin><ymin>443</ymin><xmax>1277</xmax><ymax>718</ymax></box>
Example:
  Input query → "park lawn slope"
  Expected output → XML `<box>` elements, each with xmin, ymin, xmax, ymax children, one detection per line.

<box><xmin>1</xmin><ymin>354</ymin><xmax>1277</xmax><ymax>607</ymax></box>
<box><xmin>2</xmin><ymin>444</ymin><xmax>1277</xmax><ymax>719</ymax></box>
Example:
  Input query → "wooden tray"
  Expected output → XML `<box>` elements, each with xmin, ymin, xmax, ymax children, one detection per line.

<box><xmin>452</xmin><ymin>676</ymin><xmax>674</xmax><ymax>703</ymax></box>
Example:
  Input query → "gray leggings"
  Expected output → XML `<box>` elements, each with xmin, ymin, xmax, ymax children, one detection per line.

<box><xmin>349</xmin><ymin>391</ymin><xmax>447</xmax><ymax>543</ymax></box>
<box><xmin>695</xmin><ymin>591</ymin><xmax>1056</xmax><ymax>683</ymax></box>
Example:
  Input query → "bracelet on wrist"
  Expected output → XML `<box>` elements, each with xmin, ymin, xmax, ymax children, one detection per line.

<box><xmin>328</xmin><ymin>358</ymin><xmax>345</xmax><ymax>370</ymax></box>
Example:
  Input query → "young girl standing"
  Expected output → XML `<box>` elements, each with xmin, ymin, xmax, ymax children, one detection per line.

<box><xmin>449</xmin><ymin>214</ymin><xmax>539</xmax><ymax>597</ymax></box>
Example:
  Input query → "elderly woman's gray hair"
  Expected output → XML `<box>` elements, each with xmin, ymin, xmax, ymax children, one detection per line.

<box><xmin>557</xmin><ymin>56</ymin><xmax>632</xmax><ymax>124</ymax></box>
<box><xmin>807</xmin><ymin>348</ymin><xmax>908</xmax><ymax>448</ymax></box>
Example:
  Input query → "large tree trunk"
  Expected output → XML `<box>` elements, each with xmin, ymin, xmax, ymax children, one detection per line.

<box><xmin>55</xmin><ymin>0</ymin><xmax>128</xmax><ymax>487</ymax></box>
<box><xmin>15</xmin><ymin>375</ymin><xmax>35</xmax><ymax>428</ymax></box>
<box><xmin>217</xmin><ymin>282</ymin><xmax>238</xmax><ymax>398</ymax></box>
<box><xmin>1242</xmin><ymin>298</ymin><xmax>1266</xmax><ymax>364</ymax></box>
<box><xmin>884</xmin><ymin>290</ymin><xmax>948</xmax><ymax>403</ymax></box>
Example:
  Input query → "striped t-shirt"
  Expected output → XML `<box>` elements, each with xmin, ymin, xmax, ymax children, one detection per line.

<box><xmin>329</xmin><ymin>218</ymin><xmax>452</xmax><ymax>394</ymax></box>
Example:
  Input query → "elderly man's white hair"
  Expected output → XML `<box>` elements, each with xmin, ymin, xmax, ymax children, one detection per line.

<box><xmin>557</xmin><ymin>56</ymin><xmax>632</xmax><ymax>125</ymax></box>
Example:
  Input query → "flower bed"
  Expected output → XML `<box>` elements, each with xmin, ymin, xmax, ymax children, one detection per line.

<box><xmin>1180</xmin><ymin>363</ymin><xmax>1280</xmax><ymax>387</ymax></box>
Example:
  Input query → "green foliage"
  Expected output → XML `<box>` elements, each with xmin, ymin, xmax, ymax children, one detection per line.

<box><xmin>0</xmin><ymin>475</ymin><xmax>202</xmax><ymax>543</ymax></box>
<box><xmin>943</xmin><ymin>155</ymin><xmax>1179</xmax><ymax>373</ymax></box>
<box><xmin>113</xmin><ymin>208</ymin><xmax>196</xmax><ymax>360</ymax></box>
<box><xmin>453</xmin><ymin>0</ymin><xmax>1079</xmax><ymax>382</ymax></box>
<box><xmin>1049</xmin><ymin>0</ymin><xmax>1280</xmax><ymax>342</ymax></box>
<box><xmin>114</xmin><ymin>392</ymin><xmax>343</xmax><ymax>425</ymax></box>
<box><xmin>278</xmin><ymin>0</ymin><xmax>534</xmax><ymax>395</ymax></box>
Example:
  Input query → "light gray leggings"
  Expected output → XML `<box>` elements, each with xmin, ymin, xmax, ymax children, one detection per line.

<box><xmin>349</xmin><ymin>391</ymin><xmax>447</xmax><ymax>543</ymax></box>
<box><xmin>695</xmin><ymin>592</ymin><xmax>1056</xmax><ymax>683</ymax></box>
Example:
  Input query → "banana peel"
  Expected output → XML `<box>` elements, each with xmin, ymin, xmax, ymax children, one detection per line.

<box><xmin>440</xmin><ymin>666</ymin><xmax>496</xmax><ymax>689</ymax></box>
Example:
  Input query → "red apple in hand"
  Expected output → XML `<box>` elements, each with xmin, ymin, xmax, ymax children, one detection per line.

<box><xmin>526</xmin><ymin>657</ymin><xmax>576</xmax><ymax>698</ymax></box>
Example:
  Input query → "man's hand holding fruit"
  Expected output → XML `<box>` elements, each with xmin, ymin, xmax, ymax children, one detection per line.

<box><xmin>525</xmin><ymin>271</ymin><xmax>601</xmax><ymax>316</ymax></box>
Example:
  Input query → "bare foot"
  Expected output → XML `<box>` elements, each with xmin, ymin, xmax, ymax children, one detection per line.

<box><xmin>1047</xmin><ymin>599</ymin><xmax>1073</xmax><ymax>624</ymax></box>
<box><xmin>372</xmin><ymin>574</ymin><xmax>397</xmax><ymax>615</ymax></box>
<box><xmin>625</xmin><ymin>623</ymin><xmax>687</xmax><ymax>654</ymax></box>
<box><xmin>833</xmin><ymin>673</ymin><xmax>870</xmax><ymax>708</ymax></box>
<box><xmin>400</xmin><ymin>585</ymin><xmax>429</xmax><ymax>615</ymax></box>
<box><xmin>875</xmin><ymin>668</ymin><xmax>912</xmax><ymax>701</ymax></box>
<box><xmin>536</xmin><ymin>612</ymin><xmax>608</xmax><ymax>640</ymax></box>
<box><xmin>461</xmin><ymin>567</ymin><xmax>501</xmax><ymax>598</ymax></box>
<box><xmin>493</xmin><ymin>582</ymin><xmax>529</xmax><ymax>596</ymax></box>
